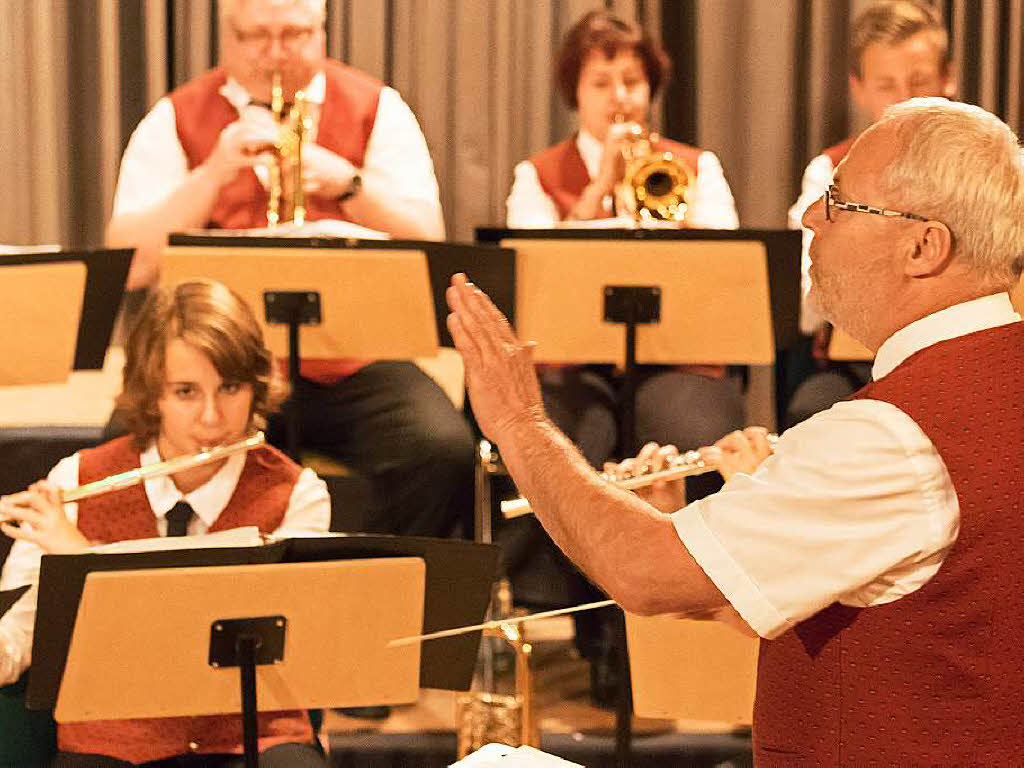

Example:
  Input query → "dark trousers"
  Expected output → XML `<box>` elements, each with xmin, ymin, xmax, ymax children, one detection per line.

<box><xmin>538</xmin><ymin>365</ymin><xmax>746</xmax><ymax>661</ymax></box>
<box><xmin>267</xmin><ymin>361</ymin><xmax>475</xmax><ymax>538</ymax></box>
<box><xmin>53</xmin><ymin>742</ymin><xmax>325</xmax><ymax>767</ymax></box>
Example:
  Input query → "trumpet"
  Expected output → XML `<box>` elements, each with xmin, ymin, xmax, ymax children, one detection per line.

<box><xmin>267</xmin><ymin>73</ymin><xmax>311</xmax><ymax>228</ymax></box>
<box><xmin>500</xmin><ymin>433</ymin><xmax>778</xmax><ymax>519</ymax></box>
<box><xmin>615</xmin><ymin>120</ymin><xmax>695</xmax><ymax>223</ymax></box>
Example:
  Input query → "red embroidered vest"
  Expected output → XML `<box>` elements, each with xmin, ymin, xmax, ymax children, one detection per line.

<box><xmin>528</xmin><ymin>135</ymin><xmax>702</xmax><ymax>220</ymax></box>
<box><xmin>59</xmin><ymin>437</ymin><xmax>311</xmax><ymax>764</ymax></box>
<box><xmin>169</xmin><ymin>59</ymin><xmax>382</xmax><ymax>230</ymax></box>
<box><xmin>754</xmin><ymin>321</ymin><xmax>1024</xmax><ymax>765</ymax></box>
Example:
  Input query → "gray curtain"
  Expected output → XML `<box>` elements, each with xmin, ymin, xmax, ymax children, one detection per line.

<box><xmin>0</xmin><ymin>0</ymin><xmax>1019</xmax><ymax>246</ymax></box>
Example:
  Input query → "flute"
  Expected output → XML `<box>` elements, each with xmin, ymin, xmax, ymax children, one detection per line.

<box><xmin>0</xmin><ymin>433</ymin><xmax>267</xmax><ymax>524</ymax></box>
<box><xmin>499</xmin><ymin>433</ymin><xmax>778</xmax><ymax>519</ymax></box>
<box><xmin>60</xmin><ymin>432</ymin><xmax>266</xmax><ymax>503</ymax></box>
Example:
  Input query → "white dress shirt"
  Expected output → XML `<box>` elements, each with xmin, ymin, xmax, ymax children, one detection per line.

<box><xmin>0</xmin><ymin>445</ymin><xmax>329</xmax><ymax>685</ymax></box>
<box><xmin>111</xmin><ymin>71</ymin><xmax>442</xmax><ymax>223</ymax></box>
<box><xmin>505</xmin><ymin>129</ymin><xmax>740</xmax><ymax>229</ymax></box>
<box><xmin>788</xmin><ymin>152</ymin><xmax>836</xmax><ymax>334</ymax></box>
<box><xmin>673</xmin><ymin>293</ymin><xmax>1021</xmax><ymax>639</ymax></box>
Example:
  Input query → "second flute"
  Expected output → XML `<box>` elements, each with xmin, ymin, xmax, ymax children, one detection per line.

<box><xmin>500</xmin><ymin>434</ymin><xmax>778</xmax><ymax>519</ymax></box>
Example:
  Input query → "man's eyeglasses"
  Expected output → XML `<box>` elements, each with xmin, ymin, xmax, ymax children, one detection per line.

<box><xmin>231</xmin><ymin>24</ymin><xmax>316</xmax><ymax>51</ymax></box>
<box><xmin>825</xmin><ymin>183</ymin><xmax>927</xmax><ymax>223</ymax></box>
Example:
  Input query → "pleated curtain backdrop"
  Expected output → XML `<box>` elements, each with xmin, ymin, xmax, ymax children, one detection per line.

<box><xmin>0</xmin><ymin>0</ymin><xmax>1020</xmax><ymax>246</ymax></box>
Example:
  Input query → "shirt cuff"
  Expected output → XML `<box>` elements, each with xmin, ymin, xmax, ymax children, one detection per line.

<box><xmin>672</xmin><ymin>501</ymin><xmax>791</xmax><ymax>639</ymax></box>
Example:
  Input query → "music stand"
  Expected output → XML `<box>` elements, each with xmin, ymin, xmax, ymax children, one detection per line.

<box><xmin>625</xmin><ymin>614</ymin><xmax>758</xmax><ymax>725</ymax></box>
<box><xmin>0</xmin><ymin>249</ymin><xmax>133</xmax><ymax>371</ymax></box>
<box><xmin>28</xmin><ymin>534</ymin><xmax>500</xmax><ymax>711</ymax></box>
<box><xmin>162</xmin><ymin>244</ymin><xmax>438</xmax><ymax>459</ymax></box>
<box><xmin>0</xmin><ymin>262</ymin><xmax>85</xmax><ymax>385</ymax></box>
<box><xmin>484</xmin><ymin>232</ymin><xmax>780</xmax><ymax>762</ymax></box>
<box><xmin>55</xmin><ymin>558</ymin><xmax>424</xmax><ymax>767</ymax></box>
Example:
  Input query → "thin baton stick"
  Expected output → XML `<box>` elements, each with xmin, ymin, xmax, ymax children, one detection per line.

<box><xmin>388</xmin><ymin>599</ymin><xmax>617</xmax><ymax>648</ymax></box>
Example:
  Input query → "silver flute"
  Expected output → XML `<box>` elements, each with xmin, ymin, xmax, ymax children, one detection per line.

<box><xmin>500</xmin><ymin>433</ymin><xmax>778</xmax><ymax>519</ymax></box>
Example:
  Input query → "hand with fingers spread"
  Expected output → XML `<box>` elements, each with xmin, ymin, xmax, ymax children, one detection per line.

<box><xmin>445</xmin><ymin>273</ymin><xmax>545</xmax><ymax>445</ymax></box>
<box><xmin>604</xmin><ymin>441</ymin><xmax>688</xmax><ymax>514</ymax></box>
<box><xmin>700</xmin><ymin>426</ymin><xmax>773</xmax><ymax>482</ymax></box>
<box><xmin>0</xmin><ymin>481</ymin><xmax>90</xmax><ymax>554</ymax></box>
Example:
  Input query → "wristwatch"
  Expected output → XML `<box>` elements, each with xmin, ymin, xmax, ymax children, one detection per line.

<box><xmin>337</xmin><ymin>173</ymin><xmax>362</xmax><ymax>204</ymax></box>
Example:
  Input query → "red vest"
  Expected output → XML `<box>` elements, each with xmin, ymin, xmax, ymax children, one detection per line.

<box><xmin>822</xmin><ymin>136</ymin><xmax>857</xmax><ymax>169</ymax></box>
<box><xmin>169</xmin><ymin>60</ymin><xmax>382</xmax><ymax>229</ymax></box>
<box><xmin>59</xmin><ymin>437</ymin><xmax>312</xmax><ymax>764</ymax></box>
<box><xmin>754</xmin><ymin>321</ymin><xmax>1024</xmax><ymax>765</ymax></box>
<box><xmin>529</xmin><ymin>135</ymin><xmax>702</xmax><ymax>220</ymax></box>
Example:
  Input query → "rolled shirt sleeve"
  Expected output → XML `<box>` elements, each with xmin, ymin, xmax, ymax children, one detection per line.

<box><xmin>672</xmin><ymin>399</ymin><xmax>959</xmax><ymax>639</ymax></box>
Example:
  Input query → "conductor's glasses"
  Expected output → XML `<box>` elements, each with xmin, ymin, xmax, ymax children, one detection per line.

<box><xmin>825</xmin><ymin>183</ymin><xmax>928</xmax><ymax>223</ymax></box>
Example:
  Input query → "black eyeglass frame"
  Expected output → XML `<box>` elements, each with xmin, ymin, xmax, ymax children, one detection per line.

<box><xmin>825</xmin><ymin>183</ymin><xmax>928</xmax><ymax>223</ymax></box>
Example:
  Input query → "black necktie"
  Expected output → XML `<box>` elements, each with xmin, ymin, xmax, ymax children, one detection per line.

<box><xmin>166</xmin><ymin>501</ymin><xmax>195</xmax><ymax>537</ymax></box>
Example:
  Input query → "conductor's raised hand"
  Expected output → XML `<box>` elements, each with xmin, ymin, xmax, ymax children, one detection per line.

<box><xmin>446</xmin><ymin>273</ymin><xmax>544</xmax><ymax>445</ymax></box>
<box><xmin>0</xmin><ymin>481</ymin><xmax>89</xmax><ymax>554</ymax></box>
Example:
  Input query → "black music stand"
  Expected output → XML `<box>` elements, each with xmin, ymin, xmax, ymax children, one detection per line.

<box><xmin>27</xmin><ymin>534</ymin><xmax>500</xmax><ymax>712</ymax></box>
<box><xmin>0</xmin><ymin>249</ymin><xmax>133</xmax><ymax>372</ymax></box>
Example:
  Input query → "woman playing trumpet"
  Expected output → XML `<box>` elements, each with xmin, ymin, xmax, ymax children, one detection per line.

<box><xmin>505</xmin><ymin>9</ymin><xmax>739</xmax><ymax>227</ymax></box>
<box><xmin>0</xmin><ymin>279</ymin><xmax>329</xmax><ymax>767</ymax></box>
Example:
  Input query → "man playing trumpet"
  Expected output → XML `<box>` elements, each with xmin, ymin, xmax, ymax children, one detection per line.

<box><xmin>448</xmin><ymin>98</ymin><xmax>1024</xmax><ymax>762</ymax></box>
<box><xmin>0</xmin><ymin>280</ymin><xmax>329</xmax><ymax>766</ymax></box>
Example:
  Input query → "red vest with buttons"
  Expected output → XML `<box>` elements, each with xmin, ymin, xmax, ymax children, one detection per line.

<box><xmin>528</xmin><ymin>135</ymin><xmax>702</xmax><ymax>220</ymax></box>
<box><xmin>58</xmin><ymin>436</ymin><xmax>312</xmax><ymax>764</ymax></box>
<box><xmin>169</xmin><ymin>59</ymin><xmax>382</xmax><ymax>230</ymax></box>
<box><xmin>753</xmin><ymin>321</ymin><xmax>1024</xmax><ymax>765</ymax></box>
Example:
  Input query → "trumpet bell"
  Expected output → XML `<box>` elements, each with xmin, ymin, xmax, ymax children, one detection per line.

<box><xmin>622</xmin><ymin>149</ymin><xmax>695</xmax><ymax>223</ymax></box>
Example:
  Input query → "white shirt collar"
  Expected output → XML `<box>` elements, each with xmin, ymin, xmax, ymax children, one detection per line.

<box><xmin>575</xmin><ymin>129</ymin><xmax>603</xmax><ymax>180</ymax></box>
<box><xmin>219</xmin><ymin>71</ymin><xmax>326</xmax><ymax>112</ymax></box>
<box><xmin>140</xmin><ymin>442</ymin><xmax>248</xmax><ymax>528</ymax></box>
<box><xmin>873</xmin><ymin>292</ymin><xmax>1021</xmax><ymax>380</ymax></box>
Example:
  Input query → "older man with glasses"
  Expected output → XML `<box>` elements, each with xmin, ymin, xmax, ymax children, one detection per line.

<box><xmin>446</xmin><ymin>98</ymin><xmax>1024</xmax><ymax>763</ymax></box>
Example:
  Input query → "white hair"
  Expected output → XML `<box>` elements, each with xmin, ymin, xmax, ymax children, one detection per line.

<box><xmin>219</xmin><ymin>0</ymin><xmax>326</xmax><ymax>24</ymax></box>
<box><xmin>873</xmin><ymin>97</ymin><xmax>1024</xmax><ymax>288</ymax></box>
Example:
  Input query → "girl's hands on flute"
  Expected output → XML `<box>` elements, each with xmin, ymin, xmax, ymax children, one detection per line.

<box><xmin>0</xmin><ymin>481</ymin><xmax>89</xmax><ymax>554</ymax></box>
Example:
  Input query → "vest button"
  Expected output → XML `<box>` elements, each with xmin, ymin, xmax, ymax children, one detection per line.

<box><xmin>189</xmin><ymin>741</ymin><xmax>199</xmax><ymax>752</ymax></box>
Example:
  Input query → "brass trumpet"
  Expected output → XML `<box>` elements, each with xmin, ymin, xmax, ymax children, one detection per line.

<box><xmin>267</xmin><ymin>73</ymin><xmax>311</xmax><ymax>228</ymax></box>
<box><xmin>500</xmin><ymin>433</ymin><xmax>779</xmax><ymax>518</ymax></box>
<box><xmin>615</xmin><ymin>121</ymin><xmax>695</xmax><ymax>223</ymax></box>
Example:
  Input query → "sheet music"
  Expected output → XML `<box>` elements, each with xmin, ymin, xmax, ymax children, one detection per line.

<box><xmin>85</xmin><ymin>526</ymin><xmax>265</xmax><ymax>554</ymax></box>
<box><xmin>180</xmin><ymin>218</ymin><xmax>389</xmax><ymax>241</ymax></box>
<box><xmin>450</xmin><ymin>744</ymin><xmax>583</xmax><ymax>767</ymax></box>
